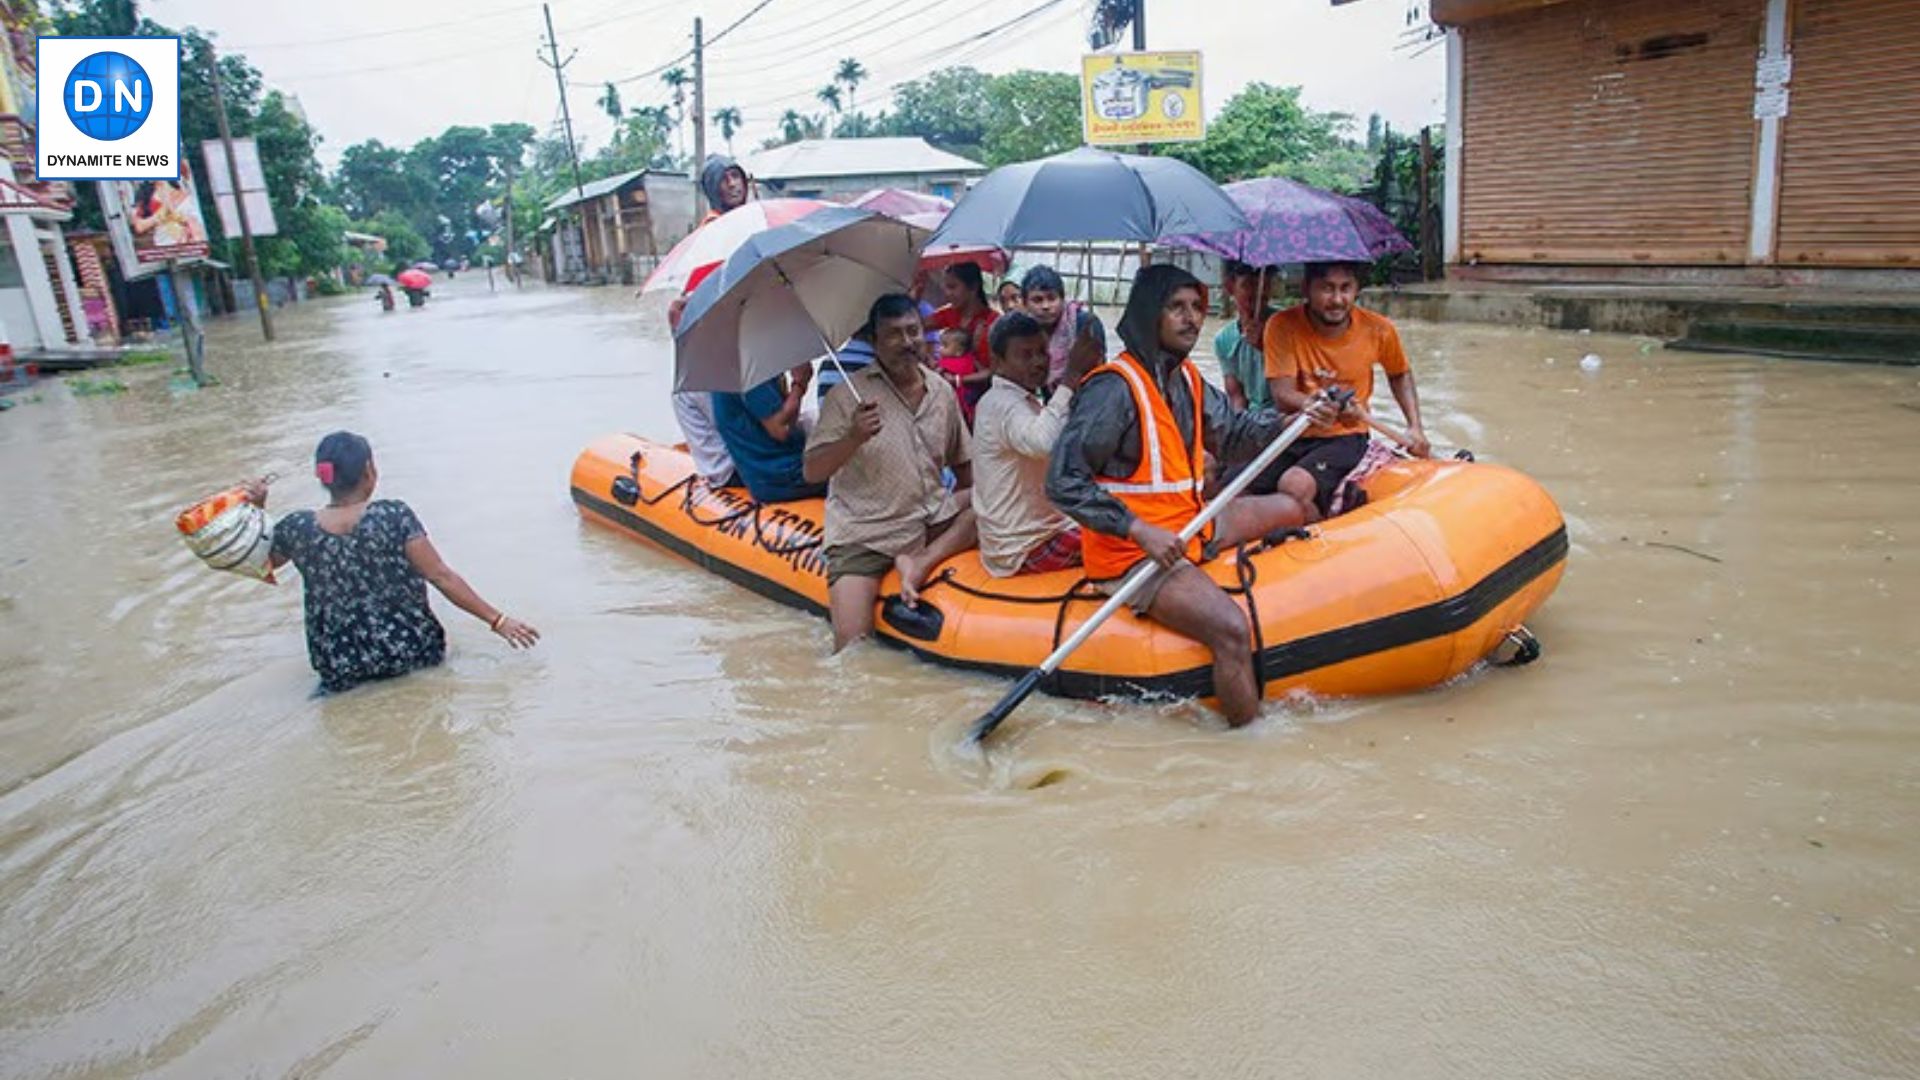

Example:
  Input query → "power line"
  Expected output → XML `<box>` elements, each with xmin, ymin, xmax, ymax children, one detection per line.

<box><xmin>708</xmin><ymin>0</ymin><xmax>1028</xmax><ymax>112</ymax></box>
<box><xmin>720</xmin><ymin>0</ymin><xmax>1076</xmax><ymax>116</ymax></box>
<box><xmin>705</xmin><ymin>0</ymin><xmax>900</xmax><ymax>61</ymax></box>
<box><xmin>571</xmin><ymin>0</ymin><xmax>778</xmax><ymax>88</ymax></box>
<box><xmin>710</xmin><ymin>0</ymin><xmax>782</xmax><ymax>46</ymax></box>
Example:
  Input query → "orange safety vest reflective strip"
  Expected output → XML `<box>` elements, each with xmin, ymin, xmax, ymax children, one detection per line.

<box><xmin>1080</xmin><ymin>351</ymin><xmax>1210</xmax><ymax>580</ymax></box>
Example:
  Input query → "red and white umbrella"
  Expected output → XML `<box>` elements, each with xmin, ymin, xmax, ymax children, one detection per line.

<box><xmin>640</xmin><ymin>197</ymin><xmax>833</xmax><ymax>295</ymax></box>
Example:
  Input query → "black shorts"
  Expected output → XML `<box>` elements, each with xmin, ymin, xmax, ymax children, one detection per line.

<box><xmin>1248</xmin><ymin>434</ymin><xmax>1369</xmax><ymax>515</ymax></box>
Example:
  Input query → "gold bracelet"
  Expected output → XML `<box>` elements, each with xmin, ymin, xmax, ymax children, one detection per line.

<box><xmin>490</xmin><ymin>613</ymin><xmax>507</xmax><ymax>632</ymax></box>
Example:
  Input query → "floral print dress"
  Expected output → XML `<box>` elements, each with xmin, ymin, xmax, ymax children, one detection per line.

<box><xmin>269</xmin><ymin>500</ymin><xmax>447</xmax><ymax>693</ymax></box>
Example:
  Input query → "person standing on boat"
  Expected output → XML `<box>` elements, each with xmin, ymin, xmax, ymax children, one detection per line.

<box><xmin>1214</xmin><ymin>260</ymin><xmax>1280</xmax><ymax>413</ymax></box>
<box><xmin>699</xmin><ymin>155</ymin><xmax>752</xmax><ymax>223</ymax></box>
<box><xmin>1047</xmin><ymin>265</ymin><xmax>1316</xmax><ymax>726</ymax></box>
<box><xmin>971</xmin><ymin>312</ymin><xmax>1100</xmax><ymax>577</ymax></box>
<box><xmin>245</xmin><ymin>432</ymin><xmax>538</xmax><ymax>694</ymax></box>
<box><xmin>804</xmin><ymin>294</ymin><xmax>977</xmax><ymax>650</ymax></box>
<box><xmin>669</xmin><ymin>154</ymin><xmax>759</xmax><ymax>487</ymax></box>
<box><xmin>1259</xmin><ymin>261</ymin><xmax>1429</xmax><ymax>520</ymax></box>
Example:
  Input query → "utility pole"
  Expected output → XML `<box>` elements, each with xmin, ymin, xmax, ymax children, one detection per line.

<box><xmin>207</xmin><ymin>44</ymin><xmax>273</xmax><ymax>342</ymax></box>
<box><xmin>691</xmin><ymin>17</ymin><xmax>707</xmax><ymax>218</ymax></box>
<box><xmin>1133</xmin><ymin>0</ymin><xmax>1149</xmax><ymax>270</ymax></box>
<box><xmin>539</xmin><ymin>3</ymin><xmax>585</xmax><ymax>197</ymax></box>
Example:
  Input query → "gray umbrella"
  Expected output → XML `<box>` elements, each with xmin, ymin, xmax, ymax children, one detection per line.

<box><xmin>674</xmin><ymin>206</ymin><xmax>927</xmax><ymax>394</ymax></box>
<box><xmin>926</xmin><ymin>147</ymin><xmax>1249</xmax><ymax>252</ymax></box>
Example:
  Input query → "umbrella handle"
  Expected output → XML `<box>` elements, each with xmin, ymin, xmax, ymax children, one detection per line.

<box><xmin>810</xmin><ymin>321</ymin><xmax>862</xmax><ymax>404</ymax></box>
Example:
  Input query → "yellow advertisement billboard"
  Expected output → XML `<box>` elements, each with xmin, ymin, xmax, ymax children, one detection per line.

<box><xmin>1081</xmin><ymin>51</ymin><xmax>1205</xmax><ymax>146</ymax></box>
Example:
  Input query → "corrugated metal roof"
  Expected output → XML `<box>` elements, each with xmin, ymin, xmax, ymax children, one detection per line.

<box><xmin>545</xmin><ymin>168</ymin><xmax>690</xmax><ymax>213</ymax></box>
<box><xmin>742</xmin><ymin>138</ymin><xmax>985</xmax><ymax>182</ymax></box>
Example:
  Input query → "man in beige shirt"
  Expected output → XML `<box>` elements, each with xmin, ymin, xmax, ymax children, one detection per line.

<box><xmin>804</xmin><ymin>294</ymin><xmax>977</xmax><ymax>650</ymax></box>
<box><xmin>972</xmin><ymin>311</ymin><xmax>1102</xmax><ymax>577</ymax></box>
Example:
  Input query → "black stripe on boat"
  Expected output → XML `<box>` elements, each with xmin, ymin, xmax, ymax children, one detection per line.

<box><xmin>573</xmin><ymin>487</ymin><xmax>1568</xmax><ymax>702</ymax></box>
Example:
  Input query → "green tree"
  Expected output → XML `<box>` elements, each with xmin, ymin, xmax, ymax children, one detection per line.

<box><xmin>1274</xmin><ymin>144</ymin><xmax>1374</xmax><ymax>195</ymax></box>
<box><xmin>249</xmin><ymin>91</ymin><xmax>343</xmax><ymax>277</ymax></box>
<box><xmin>585</xmin><ymin>110</ymin><xmax>674</xmax><ymax>179</ymax></box>
<box><xmin>1170</xmin><ymin>82</ymin><xmax>1356</xmax><ymax>185</ymax></box>
<box><xmin>47</xmin><ymin>0</ymin><xmax>138</xmax><ymax>35</ymax></box>
<box><xmin>835</xmin><ymin>58</ymin><xmax>867</xmax><ymax>114</ymax></box>
<box><xmin>356</xmin><ymin>209</ymin><xmax>430</xmax><ymax>268</ymax></box>
<box><xmin>661</xmin><ymin>67</ymin><xmax>691</xmax><ymax>161</ymax></box>
<box><xmin>833</xmin><ymin>111</ymin><xmax>887</xmax><ymax>139</ymax></box>
<box><xmin>779</xmin><ymin>109</ymin><xmax>808</xmax><ymax>144</ymax></box>
<box><xmin>712</xmin><ymin>106</ymin><xmax>743</xmax><ymax>156</ymax></box>
<box><xmin>884</xmin><ymin>67</ymin><xmax>990</xmax><ymax>157</ymax></box>
<box><xmin>983</xmin><ymin>70</ymin><xmax>1081</xmax><ymax>166</ymax></box>
<box><xmin>407</xmin><ymin>123</ymin><xmax>535</xmax><ymax>259</ymax></box>
<box><xmin>597</xmin><ymin>82</ymin><xmax>624</xmax><ymax>127</ymax></box>
<box><xmin>816</xmin><ymin>83</ymin><xmax>843</xmax><ymax>133</ymax></box>
<box><xmin>336</xmin><ymin>139</ymin><xmax>434</xmax><ymax>222</ymax></box>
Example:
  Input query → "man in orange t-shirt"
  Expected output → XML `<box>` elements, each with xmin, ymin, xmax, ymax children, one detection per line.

<box><xmin>1259</xmin><ymin>261</ymin><xmax>1428</xmax><ymax>520</ymax></box>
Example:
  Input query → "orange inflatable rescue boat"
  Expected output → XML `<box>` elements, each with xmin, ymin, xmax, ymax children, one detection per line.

<box><xmin>571</xmin><ymin>433</ymin><xmax>1566</xmax><ymax>702</ymax></box>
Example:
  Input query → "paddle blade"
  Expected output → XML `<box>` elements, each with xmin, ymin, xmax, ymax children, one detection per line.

<box><xmin>966</xmin><ymin>668</ymin><xmax>1045</xmax><ymax>745</ymax></box>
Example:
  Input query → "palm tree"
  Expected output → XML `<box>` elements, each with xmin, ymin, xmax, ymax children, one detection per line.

<box><xmin>596</xmin><ymin>82</ymin><xmax>623</xmax><ymax>123</ymax></box>
<box><xmin>712</xmin><ymin>106</ymin><xmax>743</xmax><ymax>156</ymax></box>
<box><xmin>835</xmin><ymin>58</ymin><xmax>867</xmax><ymax>115</ymax></box>
<box><xmin>779</xmin><ymin>109</ymin><xmax>806</xmax><ymax>145</ymax></box>
<box><xmin>596</xmin><ymin>82</ymin><xmax>623</xmax><ymax>145</ymax></box>
<box><xmin>661</xmin><ymin>66</ymin><xmax>692</xmax><ymax>161</ymax></box>
<box><xmin>816</xmin><ymin>84</ymin><xmax>842</xmax><ymax>138</ymax></box>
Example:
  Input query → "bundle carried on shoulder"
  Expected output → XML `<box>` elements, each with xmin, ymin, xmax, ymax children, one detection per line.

<box><xmin>176</xmin><ymin>485</ymin><xmax>276</xmax><ymax>583</ymax></box>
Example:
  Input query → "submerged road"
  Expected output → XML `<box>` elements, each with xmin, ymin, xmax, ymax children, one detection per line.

<box><xmin>1</xmin><ymin>274</ymin><xmax>1915</xmax><ymax>1077</ymax></box>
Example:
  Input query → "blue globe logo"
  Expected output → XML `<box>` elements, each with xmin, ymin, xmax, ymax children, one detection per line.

<box><xmin>64</xmin><ymin>51</ymin><xmax>153</xmax><ymax>141</ymax></box>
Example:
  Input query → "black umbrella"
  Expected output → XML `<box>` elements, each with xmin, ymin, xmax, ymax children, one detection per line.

<box><xmin>926</xmin><ymin>147</ymin><xmax>1249</xmax><ymax>252</ymax></box>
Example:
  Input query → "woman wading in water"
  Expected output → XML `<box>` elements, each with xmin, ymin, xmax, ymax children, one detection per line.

<box><xmin>246</xmin><ymin>432</ymin><xmax>538</xmax><ymax>693</ymax></box>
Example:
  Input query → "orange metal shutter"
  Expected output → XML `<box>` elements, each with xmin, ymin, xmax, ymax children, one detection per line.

<box><xmin>1461</xmin><ymin>0</ymin><xmax>1762</xmax><ymax>265</ymax></box>
<box><xmin>1774</xmin><ymin>0</ymin><xmax>1920</xmax><ymax>266</ymax></box>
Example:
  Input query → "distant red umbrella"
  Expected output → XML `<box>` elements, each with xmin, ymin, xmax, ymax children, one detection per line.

<box><xmin>847</xmin><ymin>188</ymin><xmax>954</xmax><ymax>219</ymax></box>
<box><xmin>919</xmin><ymin>244</ymin><xmax>1008</xmax><ymax>275</ymax></box>
<box><xmin>396</xmin><ymin>268</ymin><xmax>432</xmax><ymax>290</ymax></box>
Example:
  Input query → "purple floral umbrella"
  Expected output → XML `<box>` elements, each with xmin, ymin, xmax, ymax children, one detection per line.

<box><xmin>1165</xmin><ymin>177</ymin><xmax>1412</xmax><ymax>265</ymax></box>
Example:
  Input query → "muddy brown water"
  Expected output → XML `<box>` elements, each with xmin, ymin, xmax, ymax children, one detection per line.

<box><xmin>1</xmin><ymin>277</ymin><xmax>1915</xmax><ymax>1078</ymax></box>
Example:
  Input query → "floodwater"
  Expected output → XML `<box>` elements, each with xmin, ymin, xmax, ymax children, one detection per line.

<box><xmin>1</xmin><ymin>274</ymin><xmax>1915</xmax><ymax>1079</ymax></box>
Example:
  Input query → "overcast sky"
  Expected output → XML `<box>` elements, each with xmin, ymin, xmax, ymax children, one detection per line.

<box><xmin>148</xmin><ymin>0</ymin><xmax>1445</xmax><ymax>168</ymax></box>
